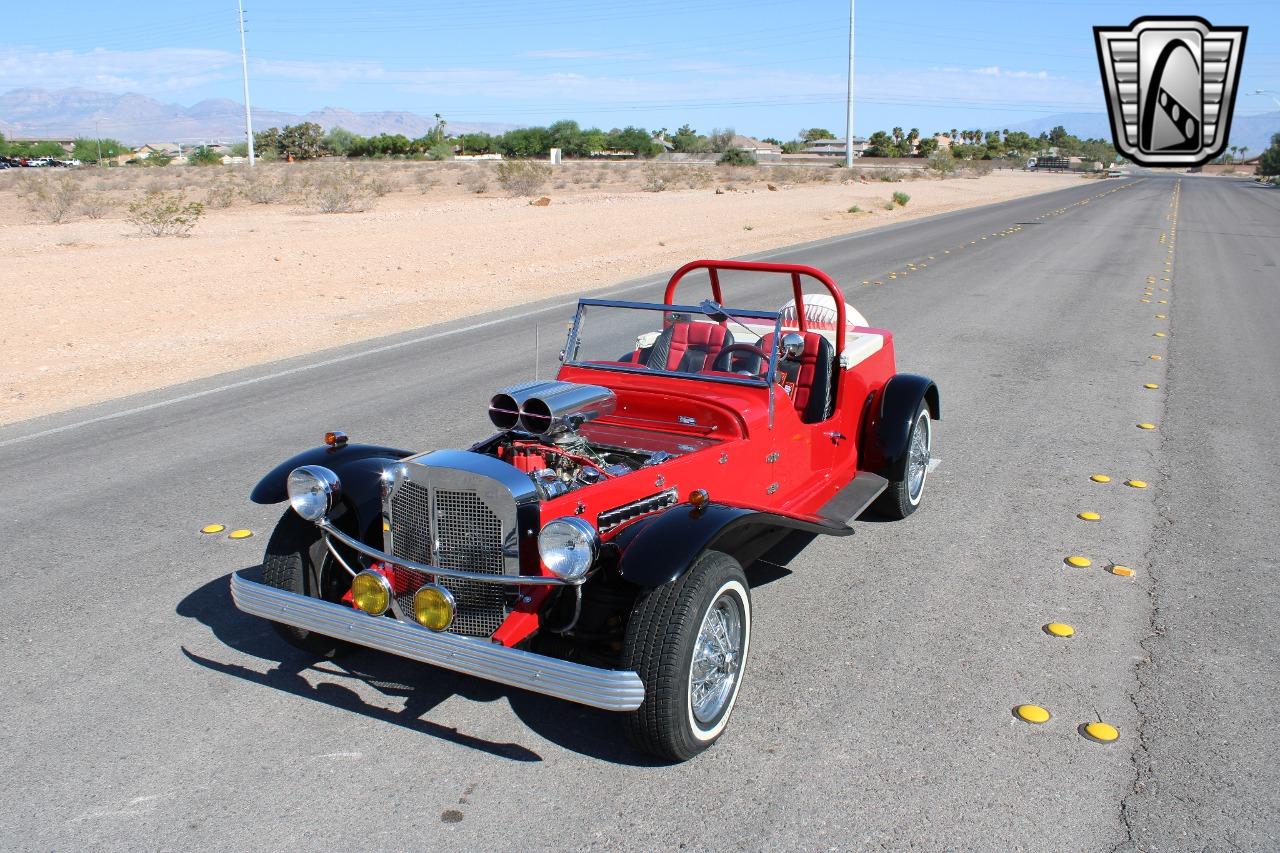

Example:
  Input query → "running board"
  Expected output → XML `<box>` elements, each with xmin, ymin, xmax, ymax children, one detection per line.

<box><xmin>817</xmin><ymin>471</ymin><xmax>889</xmax><ymax>525</ymax></box>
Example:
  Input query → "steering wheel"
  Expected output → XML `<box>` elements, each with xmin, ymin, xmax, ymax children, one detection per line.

<box><xmin>710</xmin><ymin>343</ymin><xmax>768</xmax><ymax>375</ymax></box>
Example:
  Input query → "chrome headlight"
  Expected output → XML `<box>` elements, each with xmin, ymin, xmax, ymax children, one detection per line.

<box><xmin>286</xmin><ymin>465</ymin><xmax>340</xmax><ymax>522</ymax></box>
<box><xmin>538</xmin><ymin>516</ymin><xmax>599</xmax><ymax>580</ymax></box>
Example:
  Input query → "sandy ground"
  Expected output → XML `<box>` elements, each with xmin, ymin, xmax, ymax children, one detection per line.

<box><xmin>0</xmin><ymin>164</ymin><xmax>1085</xmax><ymax>425</ymax></box>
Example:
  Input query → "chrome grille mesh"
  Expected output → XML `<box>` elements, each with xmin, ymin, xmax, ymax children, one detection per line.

<box><xmin>388</xmin><ymin>478</ymin><xmax>511</xmax><ymax>638</ymax></box>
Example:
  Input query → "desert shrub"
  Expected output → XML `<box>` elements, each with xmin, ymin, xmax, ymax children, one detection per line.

<box><xmin>684</xmin><ymin>166</ymin><xmax>715</xmax><ymax>188</ymax></box>
<box><xmin>366</xmin><ymin>172</ymin><xmax>397</xmax><ymax>197</ymax></box>
<box><xmin>964</xmin><ymin>160</ymin><xmax>994</xmax><ymax>176</ymax></box>
<box><xmin>463</xmin><ymin>168</ymin><xmax>490</xmax><ymax>193</ymax></box>
<box><xmin>30</xmin><ymin>175</ymin><xmax>83</xmax><ymax>223</ymax></box>
<box><xmin>641</xmin><ymin>164</ymin><xmax>673</xmax><ymax>192</ymax></box>
<box><xmin>892</xmin><ymin>191</ymin><xmax>910</xmax><ymax>206</ymax></box>
<box><xmin>414</xmin><ymin>171</ymin><xmax>440</xmax><ymax>193</ymax></box>
<box><xmin>496</xmin><ymin>160</ymin><xmax>551</xmax><ymax>196</ymax></box>
<box><xmin>303</xmin><ymin>165</ymin><xmax>375</xmax><ymax>213</ymax></box>
<box><xmin>426</xmin><ymin>143</ymin><xmax>453</xmax><ymax>161</ymax></box>
<box><xmin>718</xmin><ymin>148</ymin><xmax>756</xmax><ymax>167</ymax></box>
<box><xmin>242</xmin><ymin>170</ymin><xmax>289</xmax><ymax>204</ymax></box>
<box><xmin>127</xmin><ymin>190</ymin><xmax>204</xmax><ymax>236</ymax></box>
<box><xmin>882</xmin><ymin>200</ymin><xmax>895</xmax><ymax>210</ymax></box>
<box><xmin>848</xmin><ymin>204</ymin><xmax>862</xmax><ymax>213</ymax></box>
<box><xmin>79</xmin><ymin>193</ymin><xmax>113</xmax><ymax>220</ymax></box>
<box><xmin>928</xmin><ymin>150</ymin><xmax>956</xmax><ymax>176</ymax></box>
<box><xmin>204</xmin><ymin>180</ymin><xmax>239</xmax><ymax>209</ymax></box>
<box><xmin>878</xmin><ymin>169</ymin><xmax>903</xmax><ymax>182</ymax></box>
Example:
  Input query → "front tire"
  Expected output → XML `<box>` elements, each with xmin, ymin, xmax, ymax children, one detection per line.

<box><xmin>873</xmin><ymin>401</ymin><xmax>932</xmax><ymax>519</ymax></box>
<box><xmin>623</xmin><ymin>550</ymin><xmax>751</xmax><ymax>761</ymax></box>
<box><xmin>261</xmin><ymin>509</ymin><xmax>352</xmax><ymax>657</ymax></box>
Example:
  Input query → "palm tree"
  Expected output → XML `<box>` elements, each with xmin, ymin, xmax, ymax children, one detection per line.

<box><xmin>1229</xmin><ymin>145</ymin><xmax>1239</xmax><ymax>162</ymax></box>
<box><xmin>1240</xmin><ymin>145</ymin><xmax>1249</xmax><ymax>162</ymax></box>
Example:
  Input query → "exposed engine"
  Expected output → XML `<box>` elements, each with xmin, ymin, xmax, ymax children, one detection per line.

<box><xmin>484</xmin><ymin>380</ymin><xmax>676</xmax><ymax>498</ymax></box>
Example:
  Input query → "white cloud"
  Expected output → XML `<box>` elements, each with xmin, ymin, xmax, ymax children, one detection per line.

<box><xmin>0</xmin><ymin>46</ymin><xmax>239</xmax><ymax>93</ymax></box>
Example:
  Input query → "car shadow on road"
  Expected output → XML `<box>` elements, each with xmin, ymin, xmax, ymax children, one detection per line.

<box><xmin>176</xmin><ymin>572</ymin><xmax>667</xmax><ymax>766</ymax></box>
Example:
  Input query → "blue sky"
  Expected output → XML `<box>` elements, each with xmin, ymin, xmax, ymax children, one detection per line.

<box><xmin>2</xmin><ymin>0</ymin><xmax>1275</xmax><ymax>138</ymax></box>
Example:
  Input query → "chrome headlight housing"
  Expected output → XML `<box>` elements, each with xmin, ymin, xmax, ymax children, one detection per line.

<box><xmin>286</xmin><ymin>465</ymin><xmax>341</xmax><ymax>522</ymax></box>
<box><xmin>538</xmin><ymin>516</ymin><xmax>599</xmax><ymax>580</ymax></box>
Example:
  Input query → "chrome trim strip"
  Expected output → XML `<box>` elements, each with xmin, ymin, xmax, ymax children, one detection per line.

<box><xmin>230</xmin><ymin>572</ymin><xmax>645</xmax><ymax>712</ymax></box>
<box><xmin>319</xmin><ymin>519</ymin><xmax>584</xmax><ymax>587</ymax></box>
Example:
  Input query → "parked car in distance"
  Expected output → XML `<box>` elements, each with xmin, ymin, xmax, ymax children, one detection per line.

<box><xmin>230</xmin><ymin>259</ymin><xmax>941</xmax><ymax>761</ymax></box>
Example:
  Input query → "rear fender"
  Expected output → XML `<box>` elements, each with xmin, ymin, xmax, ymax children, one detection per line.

<box><xmin>859</xmin><ymin>374</ymin><xmax>939</xmax><ymax>480</ymax></box>
<box><xmin>250</xmin><ymin>443</ymin><xmax>412</xmax><ymax>543</ymax></box>
<box><xmin>613</xmin><ymin>503</ymin><xmax>851</xmax><ymax>588</ymax></box>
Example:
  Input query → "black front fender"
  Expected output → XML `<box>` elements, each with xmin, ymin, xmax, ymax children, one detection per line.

<box><xmin>613</xmin><ymin>503</ymin><xmax>852</xmax><ymax>588</ymax></box>
<box><xmin>250</xmin><ymin>443</ymin><xmax>412</xmax><ymax>541</ymax></box>
<box><xmin>860</xmin><ymin>374</ymin><xmax>939</xmax><ymax>480</ymax></box>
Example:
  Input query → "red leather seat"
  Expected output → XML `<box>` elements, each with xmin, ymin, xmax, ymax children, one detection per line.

<box><xmin>759</xmin><ymin>332</ymin><xmax>836</xmax><ymax>423</ymax></box>
<box><xmin>648</xmin><ymin>322</ymin><xmax>733</xmax><ymax>373</ymax></box>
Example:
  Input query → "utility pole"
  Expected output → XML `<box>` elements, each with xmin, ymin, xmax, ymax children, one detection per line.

<box><xmin>95</xmin><ymin>118</ymin><xmax>102</xmax><ymax>166</ymax></box>
<box><xmin>238</xmin><ymin>0</ymin><xmax>256</xmax><ymax>167</ymax></box>
<box><xmin>844</xmin><ymin>0</ymin><xmax>855</xmax><ymax>168</ymax></box>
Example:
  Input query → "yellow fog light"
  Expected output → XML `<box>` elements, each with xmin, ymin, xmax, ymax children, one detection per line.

<box><xmin>413</xmin><ymin>584</ymin><xmax>456</xmax><ymax>631</ymax></box>
<box><xmin>351</xmin><ymin>571</ymin><xmax>392</xmax><ymax>616</ymax></box>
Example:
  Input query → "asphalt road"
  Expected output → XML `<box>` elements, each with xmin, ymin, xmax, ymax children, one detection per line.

<box><xmin>2</xmin><ymin>173</ymin><xmax>1277</xmax><ymax>851</ymax></box>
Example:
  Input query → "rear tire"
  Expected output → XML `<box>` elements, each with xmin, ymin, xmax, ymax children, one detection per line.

<box><xmin>873</xmin><ymin>401</ymin><xmax>932</xmax><ymax>519</ymax></box>
<box><xmin>623</xmin><ymin>550</ymin><xmax>751</xmax><ymax>761</ymax></box>
<box><xmin>261</xmin><ymin>509</ymin><xmax>351</xmax><ymax>658</ymax></box>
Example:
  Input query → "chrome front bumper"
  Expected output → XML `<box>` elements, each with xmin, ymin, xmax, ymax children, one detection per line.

<box><xmin>230</xmin><ymin>571</ymin><xmax>645</xmax><ymax>712</ymax></box>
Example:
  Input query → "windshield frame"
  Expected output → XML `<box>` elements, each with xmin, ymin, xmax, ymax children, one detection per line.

<box><xmin>562</xmin><ymin>298</ymin><xmax>782</xmax><ymax>391</ymax></box>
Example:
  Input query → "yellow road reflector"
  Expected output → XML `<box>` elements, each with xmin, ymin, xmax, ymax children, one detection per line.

<box><xmin>1065</xmin><ymin>555</ymin><xmax>1092</xmax><ymax>568</ymax></box>
<box><xmin>1144</xmin><ymin>383</ymin><xmax>1160</xmax><ymax>389</ymax></box>
<box><xmin>1083</xmin><ymin>721</ymin><xmax>1119</xmax><ymax>742</ymax></box>
<box><xmin>228</xmin><ymin>529</ymin><xmax>253</xmax><ymax>540</ymax></box>
<box><xmin>1149</xmin><ymin>354</ymin><xmax>1162</xmax><ymax>360</ymax></box>
<box><xmin>1153</xmin><ymin>331</ymin><xmax>1166</xmax><ymax>337</ymax></box>
<box><xmin>201</xmin><ymin>524</ymin><xmax>226</xmax><ymax>534</ymax></box>
<box><xmin>1155</xmin><ymin>314</ymin><xmax>1166</xmax><ymax>319</ymax></box>
<box><xmin>1078</xmin><ymin>511</ymin><xmax>1101</xmax><ymax>521</ymax></box>
<box><xmin>1045</xmin><ymin>623</ymin><xmax>1075</xmax><ymax>638</ymax></box>
<box><xmin>1140</xmin><ymin>299</ymin><xmax>1152</xmax><ymax>303</ymax></box>
<box><xmin>1160</xmin><ymin>287</ymin><xmax>1169</xmax><ymax>292</ymax></box>
<box><xmin>1125</xmin><ymin>479</ymin><xmax>1148</xmax><ymax>489</ymax></box>
<box><xmin>1111</xmin><ymin>565</ymin><xmax>1135</xmax><ymax>577</ymax></box>
<box><xmin>1015</xmin><ymin>704</ymin><xmax>1051</xmax><ymax>724</ymax></box>
<box><xmin>1158</xmin><ymin>299</ymin><xmax>1168</xmax><ymax>304</ymax></box>
<box><xmin>1090</xmin><ymin>474</ymin><xmax>1111</xmax><ymax>483</ymax></box>
<box><xmin>1137</xmin><ymin>422</ymin><xmax>1157</xmax><ymax>430</ymax></box>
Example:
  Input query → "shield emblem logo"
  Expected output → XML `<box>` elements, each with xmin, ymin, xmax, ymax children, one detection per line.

<box><xmin>1094</xmin><ymin>16</ymin><xmax>1247</xmax><ymax>167</ymax></box>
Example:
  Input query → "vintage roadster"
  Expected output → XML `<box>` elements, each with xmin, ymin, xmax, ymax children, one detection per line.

<box><xmin>231</xmin><ymin>259</ymin><xmax>939</xmax><ymax>760</ymax></box>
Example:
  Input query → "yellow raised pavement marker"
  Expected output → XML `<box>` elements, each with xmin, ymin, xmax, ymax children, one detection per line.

<box><xmin>1082</xmin><ymin>721</ymin><xmax>1120</xmax><ymax>743</ymax></box>
<box><xmin>1137</xmin><ymin>423</ymin><xmax>1157</xmax><ymax>430</ymax></box>
<box><xmin>201</xmin><ymin>524</ymin><xmax>226</xmax><ymax>534</ymax></box>
<box><xmin>1016</xmin><ymin>704</ymin><xmax>1051</xmax><ymax>724</ymax></box>
<box><xmin>1110</xmin><ymin>565</ymin><xmax>1135</xmax><ymax>577</ymax></box>
<box><xmin>1158</xmin><ymin>299</ymin><xmax>1168</xmax><ymax>304</ymax></box>
<box><xmin>1144</xmin><ymin>383</ymin><xmax>1160</xmax><ymax>389</ymax></box>
<box><xmin>1149</xmin><ymin>354</ymin><xmax>1162</xmax><ymax>360</ymax></box>
<box><xmin>1153</xmin><ymin>331</ymin><xmax>1166</xmax><ymax>337</ymax></box>
<box><xmin>1155</xmin><ymin>314</ymin><xmax>1166</xmax><ymax>319</ymax></box>
<box><xmin>1044</xmin><ymin>623</ymin><xmax>1075</xmax><ymax>638</ymax></box>
<box><xmin>1090</xmin><ymin>474</ymin><xmax>1111</xmax><ymax>483</ymax></box>
<box><xmin>1065</xmin><ymin>555</ymin><xmax>1092</xmax><ymax>568</ymax></box>
<box><xmin>1125</xmin><ymin>479</ymin><xmax>1148</xmax><ymax>489</ymax></box>
<box><xmin>228</xmin><ymin>529</ymin><xmax>253</xmax><ymax>540</ymax></box>
<box><xmin>1078</xmin><ymin>511</ymin><xmax>1101</xmax><ymax>521</ymax></box>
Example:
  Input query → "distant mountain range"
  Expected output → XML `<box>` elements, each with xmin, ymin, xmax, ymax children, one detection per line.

<box><xmin>1009</xmin><ymin>110</ymin><xmax>1280</xmax><ymax>157</ymax></box>
<box><xmin>0</xmin><ymin>88</ymin><xmax>517</xmax><ymax>145</ymax></box>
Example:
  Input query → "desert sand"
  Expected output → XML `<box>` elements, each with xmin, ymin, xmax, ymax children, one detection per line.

<box><xmin>0</xmin><ymin>162</ymin><xmax>1085</xmax><ymax>424</ymax></box>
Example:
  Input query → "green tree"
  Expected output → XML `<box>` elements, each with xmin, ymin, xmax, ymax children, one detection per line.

<box><xmin>322</xmin><ymin>127</ymin><xmax>359</xmax><ymax>156</ymax></box>
<box><xmin>670</xmin><ymin>124</ymin><xmax>705</xmax><ymax>153</ymax></box>
<box><xmin>145</xmin><ymin>149</ymin><xmax>172</xmax><ymax>166</ymax></box>
<box><xmin>548</xmin><ymin>119</ymin><xmax>588</xmax><ymax>157</ymax></box>
<box><xmin>915</xmin><ymin>137</ymin><xmax>938</xmax><ymax>159</ymax></box>
<box><xmin>187</xmin><ymin>146</ymin><xmax>224</xmax><ymax>166</ymax></box>
<box><xmin>497</xmin><ymin>126</ymin><xmax>552</xmax><ymax>158</ymax></box>
<box><xmin>457</xmin><ymin>132</ymin><xmax>493</xmax><ymax>154</ymax></box>
<box><xmin>605</xmin><ymin>126</ymin><xmax>659</xmax><ymax>157</ymax></box>
<box><xmin>280</xmin><ymin>122</ymin><xmax>325</xmax><ymax>159</ymax></box>
<box><xmin>581</xmin><ymin>127</ymin><xmax>608</xmax><ymax>153</ymax></box>
<box><xmin>1257</xmin><ymin>133</ymin><xmax>1280</xmax><ymax>176</ymax></box>
<box><xmin>801</xmin><ymin>128</ymin><xmax>835</xmax><ymax>142</ymax></box>
<box><xmin>865</xmin><ymin>131</ymin><xmax>893</xmax><ymax>157</ymax></box>
<box><xmin>71</xmin><ymin>136</ymin><xmax>126</xmax><ymax>163</ymax></box>
<box><xmin>230</xmin><ymin>142</ymin><xmax>249</xmax><ymax>157</ymax></box>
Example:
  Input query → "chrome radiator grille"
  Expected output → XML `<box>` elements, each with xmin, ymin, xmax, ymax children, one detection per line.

<box><xmin>388</xmin><ymin>474</ymin><xmax>513</xmax><ymax>638</ymax></box>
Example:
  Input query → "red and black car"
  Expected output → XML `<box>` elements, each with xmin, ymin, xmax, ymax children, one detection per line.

<box><xmin>232</xmin><ymin>259</ymin><xmax>940</xmax><ymax>760</ymax></box>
